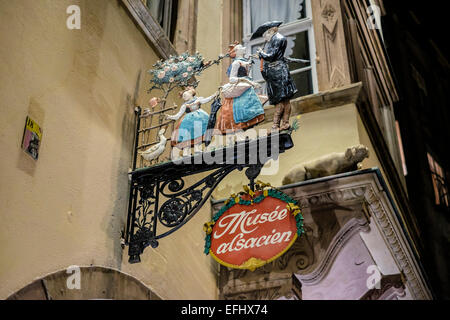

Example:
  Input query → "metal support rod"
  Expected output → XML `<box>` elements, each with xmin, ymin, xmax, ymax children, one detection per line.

<box><xmin>151</xmin><ymin>178</ymin><xmax>160</xmax><ymax>248</ymax></box>
<box><xmin>132</xmin><ymin>107</ymin><xmax>142</xmax><ymax>171</ymax></box>
<box><xmin>138</xmin><ymin>120</ymin><xmax>173</xmax><ymax>133</ymax></box>
<box><xmin>245</xmin><ymin>164</ymin><xmax>263</xmax><ymax>192</ymax></box>
<box><xmin>140</xmin><ymin>106</ymin><xmax>176</xmax><ymax>117</ymax></box>
<box><xmin>125</xmin><ymin>183</ymin><xmax>135</xmax><ymax>245</ymax></box>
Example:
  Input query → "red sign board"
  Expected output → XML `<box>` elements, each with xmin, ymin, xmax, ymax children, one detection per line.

<box><xmin>204</xmin><ymin>189</ymin><xmax>303</xmax><ymax>271</ymax></box>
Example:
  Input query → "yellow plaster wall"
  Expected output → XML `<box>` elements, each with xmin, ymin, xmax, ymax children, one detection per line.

<box><xmin>0</xmin><ymin>0</ymin><xmax>218</xmax><ymax>300</ymax></box>
<box><xmin>120</xmin><ymin>0</ymin><xmax>225</xmax><ymax>300</ymax></box>
<box><xmin>195</xmin><ymin>0</ymin><xmax>223</xmax><ymax>102</ymax></box>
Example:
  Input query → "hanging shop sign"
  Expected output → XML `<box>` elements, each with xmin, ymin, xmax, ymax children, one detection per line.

<box><xmin>204</xmin><ymin>182</ymin><xmax>304</xmax><ymax>271</ymax></box>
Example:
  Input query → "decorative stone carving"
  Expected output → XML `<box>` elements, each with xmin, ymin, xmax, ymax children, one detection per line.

<box><xmin>299</xmin><ymin>231</ymin><xmax>378</xmax><ymax>299</ymax></box>
<box><xmin>282</xmin><ymin>145</ymin><xmax>370</xmax><ymax>185</ymax></box>
<box><xmin>297</xmin><ymin>217</ymin><xmax>370</xmax><ymax>286</ymax></box>
<box><xmin>360</xmin><ymin>274</ymin><xmax>406</xmax><ymax>300</ymax></box>
<box><xmin>364</xmin><ymin>187</ymin><xmax>428</xmax><ymax>300</ymax></box>
<box><xmin>222</xmin><ymin>274</ymin><xmax>301</xmax><ymax>300</ymax></box>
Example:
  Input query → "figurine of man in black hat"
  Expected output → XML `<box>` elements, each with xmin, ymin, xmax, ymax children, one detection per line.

<box><xmin>251</xmin><ymin>21</ymin><xmax>298</xmax><ymax>131</ymax></box>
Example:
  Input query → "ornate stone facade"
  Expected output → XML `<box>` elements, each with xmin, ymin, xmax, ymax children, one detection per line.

<box><xmin>213</xmin><ymin>169</ymin><xmax>432</xmax><ymax>300</ymax></box>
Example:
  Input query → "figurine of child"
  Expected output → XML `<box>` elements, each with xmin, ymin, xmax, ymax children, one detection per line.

<box><xmin>166</xmin><ymin>87</ymin><xmax>218</xmax><ymax>158</ymax></box>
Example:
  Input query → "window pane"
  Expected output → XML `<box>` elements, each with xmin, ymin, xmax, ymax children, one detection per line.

<box><xmin>291</xmin><ymin>71</ymin><xmax>313</xmax><ymax>98</ymax></box>
<box><xmin>249</xmin><ymin>60</ymin><xmax>313</xmax><ymax>98</ymax></box>
<box><xmin>248</xmin><ymin>71</ymin><xmax>313</xmax><ymax>100</ymax></box>
<box><xmin>249</xmin><ymin>30</ymin><xmax>313</xmax><ymax>98</ymax></box>
<box><xmin>146</xmin><ymin>0</ymin><xmax>164</xmax><ymax>26</ymax></box>
<box><xmin>250</xmin><ymin>31</ymin><xmax>310</xmax><ymax>79</ymax></box>
<box><xmin>286</xmin><ymin>31</ymin><xmax>311</xmax><ymax>71</ymax></box>
<box><xmin>145</xmin><ymin>0</ymin><xmax>178</xmax><ymax>41</ymax></box>
<box><xmin>250</xmin><ymin>45</ymin><xmax>264</xmax><ymax>82</ymax></box>
<box><xmin>250</xmin><ymin>0</ymin><xmax>307</xmax><ymax>33</ymax></box>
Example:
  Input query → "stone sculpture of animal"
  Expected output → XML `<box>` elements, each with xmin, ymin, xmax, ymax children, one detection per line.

<box><xmin>282</xmin><ymin>145</ymin><xmax>370</xmax><ymax>185</ymax></box>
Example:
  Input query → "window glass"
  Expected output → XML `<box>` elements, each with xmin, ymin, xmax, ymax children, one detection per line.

<box><xmin>146</xmin><ymin>0</ymin><xmax>164</xmax><ymax>26</ymax></box>
<box><xmin>250</xmin><ymin>0</ymin><xmax>307</xmax><ymax>32</ymax></box>
<box><xmin>250</xmin><ymin>31</ymin><xmax>312</xmax><ymax>97</ymax></box>
<box><xmin>244</xmin><ymin>0</ymin><xmax>317</xmax><ymax>96</ymax></box>
<box><xmin>145</xmin><ymin>0</ymin><xmax>178</xmax><ymax>42</ymax></box>
<box><xmin>250</xmin><ymin>45</ymin><xmax>264</xmax><ymax>82</ymax></box>
<box><xmin>291</xmin><ymin>71</ymin><xmax>313</xmax><ymax>98</ymax></box>
<box><xmin>286</xmin><ymin>31</ymin><xmax>311</xmax><ymax>71</ymax></box>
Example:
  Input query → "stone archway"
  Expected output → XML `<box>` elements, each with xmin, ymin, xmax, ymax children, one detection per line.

<box><xmin>7</xmin><ymin>266</ymin><xmax>161</xmax><ymax>300</ymax></box>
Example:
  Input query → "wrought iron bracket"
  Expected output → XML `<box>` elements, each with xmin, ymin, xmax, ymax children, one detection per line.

<box><xmin>125</xmin><ymin>131</ymin><xmax>294</xmax><ymax>263</ymax></box>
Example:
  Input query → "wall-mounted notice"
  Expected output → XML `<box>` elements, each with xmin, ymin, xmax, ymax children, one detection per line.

<box><xmin>21</xmin><ymin>116</ymin><xmax>42</xmax><ymax>160</ymax></box>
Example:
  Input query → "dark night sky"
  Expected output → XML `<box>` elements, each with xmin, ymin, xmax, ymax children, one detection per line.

<box><xmin>383</xmin><ymin>1</ymin><xmax>449</xmax><ymax>63</ymax></box>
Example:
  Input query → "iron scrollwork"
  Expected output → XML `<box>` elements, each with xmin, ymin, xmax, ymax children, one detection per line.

<box><xmin>127</xmin><ymin>165</ymin><xmax>240</xmax><ymax>263</ymax></box>
<box><xmin>128</xmin><ymin>181</ymin><xmax>158</xmax><ymax>263</ymax></box>
<box><xmin>159</xmin><ymin>198</ymin><xmax>188</xmax><ymax>227</ymax></box>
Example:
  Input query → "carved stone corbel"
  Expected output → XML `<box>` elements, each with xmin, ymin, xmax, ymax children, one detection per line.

<box><xmin>360</xmin><ymin>273</ymin><xmax>406</xmax><ymax>300</ymax></box>
<box><xmin>221</xmin><ymin>273</ymin><xmax>302</xmax><ymax>300</ymax></box>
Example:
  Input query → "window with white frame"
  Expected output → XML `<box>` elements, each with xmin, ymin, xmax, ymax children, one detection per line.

<box><xmin>242</xmin><ymin>0</ymin><xmax>318</xmax><ymax>98</ymax></box>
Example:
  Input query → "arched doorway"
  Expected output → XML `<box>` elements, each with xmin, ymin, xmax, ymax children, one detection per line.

<box><xmin>7</xmin><ymin>266</ymin><xmax>161</xmax><ymax>300</ymax></box>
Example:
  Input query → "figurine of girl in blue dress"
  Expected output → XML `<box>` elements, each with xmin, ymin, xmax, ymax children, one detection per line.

<box><xmin>166</xmin><ymin>87</ymin><xmax>218</xmax><ymax>158</ymax></box>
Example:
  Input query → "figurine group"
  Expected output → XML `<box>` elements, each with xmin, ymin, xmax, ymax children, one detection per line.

<box><xmin>142</xmin><ymin>21</ymin><xmax>306</xmax><ymax>162</ymax></box>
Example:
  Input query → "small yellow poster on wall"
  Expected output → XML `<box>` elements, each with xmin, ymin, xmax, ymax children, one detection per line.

<box><xmin>21</xmin><ymin>116</ymin><xmax>42</xmax><ymax>160</ymax></box>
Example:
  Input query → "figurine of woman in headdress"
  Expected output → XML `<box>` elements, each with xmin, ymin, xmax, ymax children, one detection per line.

<box><xmin>166</xmin><ymin>87</ymin><xmax>218</xmax><ymax>158</ymax></box>
<box><xmin>215</xmin><ymin>43</ymin><xmax>266</xmax><ymax>140</ymax></box>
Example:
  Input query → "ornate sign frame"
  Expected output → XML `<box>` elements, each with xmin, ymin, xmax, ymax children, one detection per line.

<box><xmin>204</xmin><ymin>182</ymin><xmax>304</xmax><ymax>271</ymax></box>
